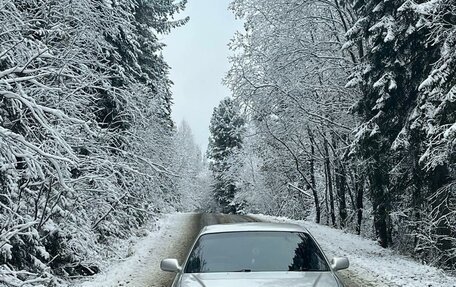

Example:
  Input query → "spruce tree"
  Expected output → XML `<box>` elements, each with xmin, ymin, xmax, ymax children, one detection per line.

<box><xmin>346</xmin><ymin>0</ymin><xmax>445</xmax><ymax>249</ymax></box>
<box><xmin>207</xmin><ymin>98</ymin><xmax>245</xmax><ymax>213</ymax></box>
<box><xmin>405</xmin><ymin>1</ymin><xmax>456</xmax><ymax>268</ymax></box>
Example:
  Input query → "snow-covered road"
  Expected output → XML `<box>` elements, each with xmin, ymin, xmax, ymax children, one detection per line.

<box><xmin>77</xmin><ymin>213</ymin><xmax>455</xmax><ymax>287</ymax></box>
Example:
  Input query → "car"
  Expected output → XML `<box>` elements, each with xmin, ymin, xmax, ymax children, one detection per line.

<box><xmin>160</xmin><ymin>222</ymin><xmax>349</xmax><ymax>287</ymax></box>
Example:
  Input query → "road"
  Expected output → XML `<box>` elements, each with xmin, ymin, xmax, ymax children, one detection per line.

<box><xmin>80</xmin><ymin>213</ymin><xmax>450</xmax><ymax>287</ymax></box>
<box><xmin>159</xmin><ymin>213</ymin><xmax>365</xmax><ymax>287</ymax></box>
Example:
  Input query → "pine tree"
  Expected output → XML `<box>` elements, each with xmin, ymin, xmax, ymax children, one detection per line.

<box><xmin>207</xmin><ymin>98</ymin><xmax>245</xmax><ymax>213</ymax></box>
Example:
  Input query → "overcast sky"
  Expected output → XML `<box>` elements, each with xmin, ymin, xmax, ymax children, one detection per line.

<box><xmin>162</xmin><ymin>0</ymin><xmax>243</xmax><ymax>152</ymax></box>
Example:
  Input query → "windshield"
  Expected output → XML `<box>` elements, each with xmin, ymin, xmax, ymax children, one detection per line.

<box><xmin>184</xmin><ymin>231</ymin><xmax>330</xmax><ymax>273</ymax></box>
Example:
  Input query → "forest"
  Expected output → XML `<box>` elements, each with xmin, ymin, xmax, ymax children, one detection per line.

<box><xmin>0</xmin><ymin>0</ymin><xmax>455</xmax><ymax>286</ymax></box>
<box><xmin>0</xmin><ymin>1</ymin><xmax>210</xmax><ymax>285</ymax></box>
<box><xmin>211</xmin><ymin>0</ymin><xmax>456</xmax><ymax>272</ymax></box>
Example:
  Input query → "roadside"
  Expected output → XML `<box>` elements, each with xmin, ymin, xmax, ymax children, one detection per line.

<box><xmin>76</xmin><ymin>213</ymin><xmax>201</xmax><ymax>287</ymax></box>
<box><xmin>252</xmin><ymin>214</ymin><xmax>456</xmax><ymax>287</ymax></box>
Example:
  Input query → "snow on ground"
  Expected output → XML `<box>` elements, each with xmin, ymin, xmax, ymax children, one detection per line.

<box><xmin>76</xmin><ymin>213</ymin><xmax>197</xmax><ymax>287</ymax></box>
<box><xmin>252</xmin><ymin>214</ymin><xmax>456</xmax><ymax>287</ymax></box>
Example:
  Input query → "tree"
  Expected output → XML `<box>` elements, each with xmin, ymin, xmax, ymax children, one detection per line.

<box><xmin>345</xmin><ymin>0</ymin><xmax>455</xmax><ymax>266</ymax></box>
<box><xmin>399</xmin><ymin>1</ymin><xmax>456</xmax><ymax>268</ymax></box>
<box><xmin>226</xmin><ymin>0</ymin><xmax>361</xmax><ymax>224</ymax></box>
<box><xmin>226</xmin><ymin>0</ymin><xmax>455</xmax><ymax>271</ymax></box>
<box><xmin>173</xmin><ymin>120</ymin><xmax>213</xmax><ymax>211</ymax></box>
<box><xmin>207</xmin><ymin>98</ymin><xmax>245</xmax><ymax>213</ymax></box>
<box><xmin>0</xmin><ymin>0</ymin><xmax>188</xmax><ymax>284</ymax></box>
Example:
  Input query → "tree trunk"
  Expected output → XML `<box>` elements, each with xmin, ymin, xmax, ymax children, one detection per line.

<box><xmin>324</xmin><ymin>137</ymin><xmax>336</xmax><ymax>227</ymax></box>
<box><xmin>337</xmin><ymin>164</ymin><xmax>348</xmax><ymax>228</ymax></box>
<box><xmin>308</xmin><ymin>127</ymin><xmax>320</xmax><ymax>223</ymax></box>
<box><xmin>332</xmin><ymin>134</ymin><xmax>347</xmax><ymax>228</ymax></box>
<box><xmin>429</xmin><ymin>166</ymin><xmax>454</xmax><ymax>267</ymax></box>
<box><xmin>369</xmin><ymin>164</ymin><xmax>391</xmax><ymax>248</ymax></box>
<box><xmin>355</xmin><ymin>171</ymin><xmax>364</xmax><ymax>235</ymax></box>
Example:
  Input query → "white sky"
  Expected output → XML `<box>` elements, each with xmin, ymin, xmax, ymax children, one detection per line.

<box><xmin>162</xmin><ymin>0</ymin><xmax>243</xmax><ymax>151</ymax></box>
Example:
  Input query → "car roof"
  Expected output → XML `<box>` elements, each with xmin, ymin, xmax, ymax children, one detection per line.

<box><xmin>199</xmin><ymin>222</ymin><xmax>309</xmax><ymax>235</ymax></box>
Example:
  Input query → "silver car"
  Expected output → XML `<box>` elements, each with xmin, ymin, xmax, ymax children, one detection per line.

<box><xmin>161</xmin><ymin>222</ymin><xmax>349</xmax><ymax>287</ymax></box>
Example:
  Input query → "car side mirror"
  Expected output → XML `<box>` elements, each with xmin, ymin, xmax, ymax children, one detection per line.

<box><xmin>331</xmin><ymin>257</ymin><xmax>349</xmax><ymax>271</ymax></box>
<box><xmin>161</xmin><ymin>258</ymin><xmax>181</xmax><ymax>272</ymax></box>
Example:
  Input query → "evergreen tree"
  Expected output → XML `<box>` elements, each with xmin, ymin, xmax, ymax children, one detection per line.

<box><xmin>346</xmin><ymin>0</ymin><xmax>455</xmax><ymax>262</ymax></box>
<box><xmin>207</xmin><ymin>98</ymin><xmax>245</xmax><ymax>213</ymax></box>
<box><xmin>346</xmin><ymin>0</ymin><xmax>436</xmax><ymax>248</ymax></box>
<box><xmin>402</xmin><ymin>1</ymin><xmax>456</xmax><ymax>268</ymax></box>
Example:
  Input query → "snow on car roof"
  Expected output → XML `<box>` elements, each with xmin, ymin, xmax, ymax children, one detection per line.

<box><xmin>200</xmin><ymin>222</ymin><xmax>308</xmax><ymax>235</ymax></box>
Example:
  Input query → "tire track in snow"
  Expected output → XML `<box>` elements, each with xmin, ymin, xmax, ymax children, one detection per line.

<box><xmin>147</xmin><ymin>213</ymin><xmax>201</xmax><ymax>287</ymax></box>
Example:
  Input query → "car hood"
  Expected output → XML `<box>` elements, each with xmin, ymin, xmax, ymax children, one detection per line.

<box><xmin>178</xmin><ymin>272</ymin><xmax>341</xmax><ymax>287</ymax></box>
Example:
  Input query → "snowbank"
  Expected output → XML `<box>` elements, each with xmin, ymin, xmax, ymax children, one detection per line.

<box><xmin>76</xmin><ymin>213</ymin><xmax>197</xmax><ymax>287</ymax></box>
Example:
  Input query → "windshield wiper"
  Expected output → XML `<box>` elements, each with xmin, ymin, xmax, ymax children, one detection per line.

<box><xmin>191</xmin><ymin>274</ymin><xmax>207</xmax><ymax>287</ymax></box>
<box><xmin>232</xmin><ymin>269</ymin><xmax>252</xmax><ymax>272</ymax></box>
